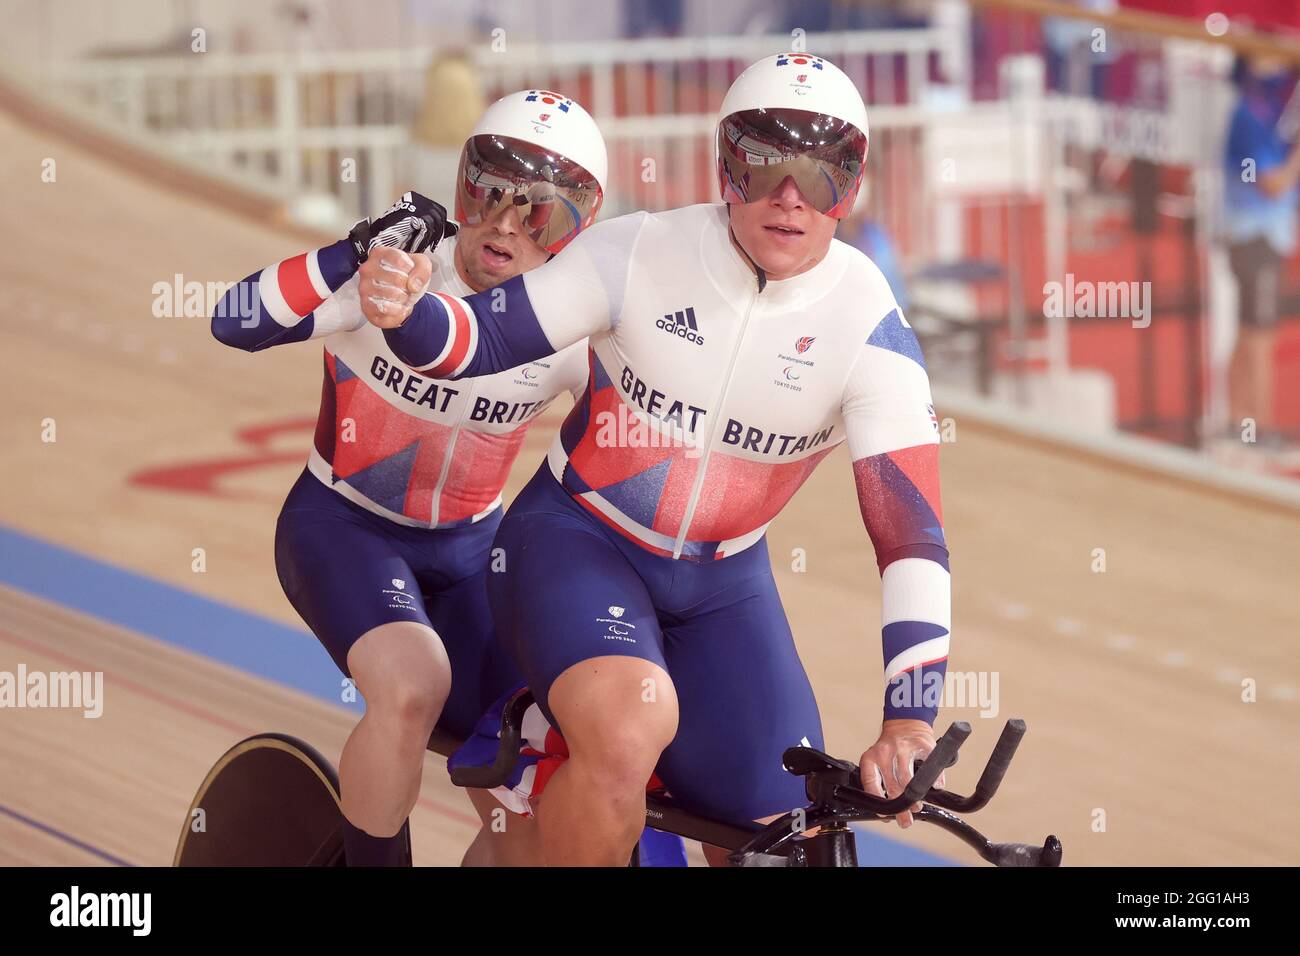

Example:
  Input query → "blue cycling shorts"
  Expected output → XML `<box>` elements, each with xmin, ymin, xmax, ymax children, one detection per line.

<box><xmin>274</xmin><ymin>468</ymin><xmax>520</xmax><ymax>740</ymax></box>
<box><xmin>486</xmin><ymin>463</ymin><xmax>825</xmax><ymax>822</ymax></box>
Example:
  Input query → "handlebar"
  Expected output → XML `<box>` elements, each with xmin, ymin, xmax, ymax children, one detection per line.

<box><xmin>792</xmin><ymin>718</ymin><xmax>1029</xmax><ymax>817</ymax></box>
<box><xmin>989</xmin><ymin>837</ymin><xmax>1063</xmax><ymax>868</ymax></box>
<box><xmin>903</xmin><ymin>720</ymin><xmax>969</xmax><ymax>802</ymax></box>
<box><xmin>764</xmin><ymin>718</ymin><xmax>1060</xmax><ymax>867</ymax></box>
<box><xmin>908</xmin><ymin>805</ymin><xmax>1062</xmax><ymax>867</ymax></box>
<box><xmin>445</xmin><ymin>690</ymin><xmax>533</xmax><ymax>790</ymax></box>
<box><xmin>950</xmin><ymin>717</ymin><xmax>1025</xmax><ymax>813</ymax></box>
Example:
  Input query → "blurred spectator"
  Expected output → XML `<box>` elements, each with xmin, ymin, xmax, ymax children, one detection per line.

<box><xmin>838</xmin><ymin>181</ymin><xmax>909</xmax><ymax>310</ymax></box>
<box><xmin>772</xmin><ymin>0</ymin><xmax>928</xmax><ymax>32</ymax></box>
<box><xmin>1041</xmin><ymin>0</ymin><xmax>1118</xmax><ymax>98</ymax></box>
<box><xmin>405</xmin><ymin>51</ymin><xmax>486</xmax><ymax>212</ymax></box>
<box><xmin>1222</xmin><ymin>48</ymin><xmax>1300</xmax><ymax>447</ymax></box>
<box><xmin>625</xmin><ymin>0</ymin><xmax>685</xmax><ymax>38</ymax></box>
<box><xmin>411</xmin><ymin>51</ymin><xmax>484</xmax><ymax>149</ymax></box>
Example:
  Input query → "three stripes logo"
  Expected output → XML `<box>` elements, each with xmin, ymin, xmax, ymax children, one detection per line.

<box><xmin>655</xmin><ymin>306</ymin><xmax>704</xmax><ymax>346</ymax></box>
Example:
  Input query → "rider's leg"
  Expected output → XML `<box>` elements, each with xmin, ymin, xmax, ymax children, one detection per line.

<box><xmin>275</xmin><ymin>472</ymin><xmax>459</xmax><ymax>865</ymax></box>
<box><xmin>537</xmin><ymin>656</ymin><xmax>678</xmax><ymax>865</ymax></box>
<box><xmin>485</xmin><ymin>483</ymin><xmax>679</xmax><ymax>866</ymax></box>
<box><xmin>423</xmin><ymin>556</ymin><xmax>546</xmax><ymax>866</ymax></box>
<box><xmin>340</xmin><ymin>620</ymin><xmax>450</xmax><ymax>841</ymax></box>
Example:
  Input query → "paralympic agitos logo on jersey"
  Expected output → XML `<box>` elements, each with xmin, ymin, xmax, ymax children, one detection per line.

<box><xmin>656</xmin><ymin>306</ymin><xmax>704</xmax><ymax>345</ymax></box>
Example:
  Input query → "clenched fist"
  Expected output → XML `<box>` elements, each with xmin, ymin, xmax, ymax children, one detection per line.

<box><xmin>359</xmin><ymin>246</ymin><xmax>434</xmax><ymax>329</ymax></box>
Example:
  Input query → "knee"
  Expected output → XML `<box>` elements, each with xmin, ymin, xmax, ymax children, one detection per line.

<box><xmin>547</xmin><ymin>658</ymin><xmax>679</xmax><ymax>799</ymax></box>
<box><xmin>567</xmin><ymin>707</ymin><xmax>678</xmax><ymax>799</ymax></box>
<box><xmin>349</xmin><ymin>626</ymin><xmax>450</xmax><ymax>733</ymax></box>
<box><xmin>375</xmin><ymin>671</ymin><xmax>446</xmax><ymax>731</ymax></box>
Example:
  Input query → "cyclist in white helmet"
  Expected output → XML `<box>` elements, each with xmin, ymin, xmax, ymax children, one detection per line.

<box><xmin>210</xmin><ymin>90</ymin><xmax>607</xmax><ymax>865</ymax></box>
<box><xmin>361</xmin><ymin>54</ymin><xmax>950</xmax><ymax>865</ymax></box>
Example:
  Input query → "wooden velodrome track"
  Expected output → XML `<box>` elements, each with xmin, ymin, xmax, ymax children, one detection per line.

<box><xmin>1</xmin><ymin>99</ymin><xmax>1298</xmax><ymax>868</ymax></box>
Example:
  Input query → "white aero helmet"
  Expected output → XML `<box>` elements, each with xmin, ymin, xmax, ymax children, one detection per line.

<box><xmin>456</xmin><ymin>89</ymin><xmax>608</xmax><ymax>253</ymax></box>
<box><xmin>716</xmin><ymin>53</ymin><xmax>869</xmax><ymax>219</ymax></box>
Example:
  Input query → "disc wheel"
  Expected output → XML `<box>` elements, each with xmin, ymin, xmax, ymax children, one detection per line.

<box><xmin>174</xmin><ymin>734</ymin><xmax>344</xmax><ymax>866</ymax></box>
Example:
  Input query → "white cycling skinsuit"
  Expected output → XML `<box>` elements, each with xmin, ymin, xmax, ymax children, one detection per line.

<box><xmin>386</xmin><ymin>202</ymin><xmax>950</xmax><ymax>821</ymax></box>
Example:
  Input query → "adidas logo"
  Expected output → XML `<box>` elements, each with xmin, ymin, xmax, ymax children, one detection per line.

<box><xmin>655</xmin><ymin>306</ymin><xmax>704</xmax><ymax>346</ymax></box>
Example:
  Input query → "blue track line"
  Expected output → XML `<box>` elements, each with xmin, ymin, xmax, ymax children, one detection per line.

<box><xmin>0</xmin><ymin>523</ymin><xmax>362</xmax><ymax>714</ymax></box>
<box><xmin>0</xmin><ymin>802</ymin><xmax>135</xmax><ymax>867</ymax></box>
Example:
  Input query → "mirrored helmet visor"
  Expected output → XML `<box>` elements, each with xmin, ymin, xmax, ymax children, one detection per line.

<box><xmin>717</xmin><ymin>108</ymin><xmax>866</xmax><ymax>217</ymax></box>
<box><xmin>455</xmin><ymin>134</ymin><xmax>603</xmax><ymax>252</ymax></box>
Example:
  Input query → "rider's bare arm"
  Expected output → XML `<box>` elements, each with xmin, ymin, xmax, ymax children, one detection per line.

<box><xmin>376</xmin><ymin>212</ymin><xmax>648</xmax><ymax>378</ymax></box>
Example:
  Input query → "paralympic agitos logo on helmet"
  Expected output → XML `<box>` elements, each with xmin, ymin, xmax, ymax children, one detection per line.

<box><xmin>775</xmin><ymin>53</ymin><xmax>825</xmax><ymax>94</ymax></box>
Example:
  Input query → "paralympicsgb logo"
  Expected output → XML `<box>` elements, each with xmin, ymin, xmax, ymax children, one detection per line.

<box><xmin>656</xmin><ymin>306</ymin><xmax>704</xmax><ymax>346</ymax></box>
<box><xmin>525</xmin><ymin>89</ymin><xmax>572</xmax><ymax>133</ymax></box>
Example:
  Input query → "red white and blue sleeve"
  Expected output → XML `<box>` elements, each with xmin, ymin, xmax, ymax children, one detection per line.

<box><xmin>381</xmin><ymin>213</ymin><xmax>645</xmax><ymax>377</ymax></box>
<box><xmin>842</xmin><ymin>305</ymin><xmax>950</xmax><ymax>727</ymax></box>
<box><xmin>210</xmin><ymin>239</ymin><xmax>364</xmax><ymax>351</ymax></box>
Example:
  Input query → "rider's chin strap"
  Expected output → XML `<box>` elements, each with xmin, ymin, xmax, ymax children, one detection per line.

<box><xmin>726</xmin><ymin>204</ymin><xmax>767</xmax><ymax>293</ymax></box>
